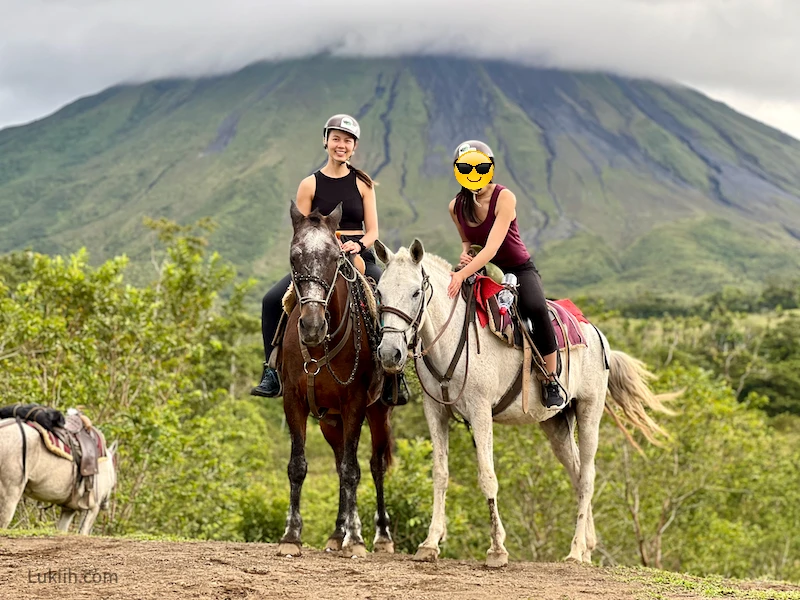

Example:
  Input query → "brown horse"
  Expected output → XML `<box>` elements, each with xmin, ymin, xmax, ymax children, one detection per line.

<box><xmin>275</xmin><ymin>201</ymin><xmax>395</xmax><ymax>559</ymax></box>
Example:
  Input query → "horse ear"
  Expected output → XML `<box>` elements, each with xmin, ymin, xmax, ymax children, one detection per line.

<box><xmin>325</xmin><ymin>202</ymin><xmax>343</xmax><ymax>232</ymax></box>
<box><xmin>374</xmin><ymin>239</ymin><xmax>394</xmax><ymax>265</ymax></box>
<box><xmin>290</xmin><ymin>201</ymin><xmax>305</xmax><ymax>229</ymax></box>
<box><xmin>409</xmin><ymin>238</ymin><xmax>425</xmax><ymax>264</ymax></box>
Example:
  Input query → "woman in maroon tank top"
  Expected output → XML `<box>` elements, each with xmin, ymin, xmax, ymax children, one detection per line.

<box><xmin>447</xmin><ymin>140</ymin><xmax>567</xmax><ymax>410</ymax></box>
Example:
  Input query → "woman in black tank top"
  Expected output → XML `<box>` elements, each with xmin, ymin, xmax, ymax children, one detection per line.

<box><xmin>250</xmin><ymin>113</ymin><xmax>408</xmax><ymax>405</ymax></box>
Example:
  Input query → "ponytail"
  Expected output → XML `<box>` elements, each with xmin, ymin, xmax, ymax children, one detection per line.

<box><xmin>347</xmin><ymin>162</ymin><xmax>377</xmax><ymax>188</ymax></box>
<box><xmin>455</xmin><ymin>187</ymin><xmax>478</xmax><ymax>224</ymax></box>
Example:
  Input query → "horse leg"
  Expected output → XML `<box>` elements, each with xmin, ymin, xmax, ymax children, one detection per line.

<box><xmin>470</xmin><ymin>410</ymin><xmax>509</xmax><ymax>568</ymax></box>
<box><xmin>565</xmin><ymin>392</ymin><xmax>604</xmax><ymax>564</ymax></box>
<box><xmin>413</xmin><ymin>398</ymin><xmax>451</xmax><ymax>563</ymax></box>
<box><xmin>339</xmin><ymin>401</ymin><xmax>368</xmax><ymax>558</ymax></box>
<box><xmin>57</xmin><ymin>507</ymin><xmax>78</xmax><ymax>532</ymax></box>
<box><xmin>277</xmin><ymin>390</ymin><xmax>310</xmax><ymax>557</ymax></box>
<box><xmin>77</xmin><ymin>504</ymin><xmax>102</xmax><ymax>535</ymax></box>
<box><xmin>320</xmin><ymin>417</ymin><xmax>346</xmax><ymax>552</ymax></box>
<box><xmin>366</xmin><ymin>401</ymin><xmax>394</xmax><ymax>554</ymax></box>
<box><xmin>538</xmin><ymin>409</ymin><xmax>597</xmax><ymax>562</ymax></box>
<box><xmin>0</xmin><ymin>483</ymin><xmax>24</xmax><ymax>529</ymax></box>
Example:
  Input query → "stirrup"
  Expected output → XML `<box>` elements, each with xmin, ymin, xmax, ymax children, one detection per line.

<box><xmin>546</xmin><ymin>372</ymin><xmax>569</xmax><ymax>396</ymax></box>
<box><xmin>542</xmin><ymin>372</ymin><xmax>569</xmax><ymax>410</ymax></box>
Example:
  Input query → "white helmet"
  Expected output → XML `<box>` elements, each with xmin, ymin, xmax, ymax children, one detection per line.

<box><xmin>323</xmin><ymin>114</ymin><xmax>360</xmax><ymax>141</ymax></box>
<box><xmin>453</xmin><ymin>139</ymin><xmax>494</xmax><ymax>161</ymax></box>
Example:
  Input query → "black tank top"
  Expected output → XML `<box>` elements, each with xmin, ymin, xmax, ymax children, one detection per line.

<box><xmin>311</xmin><ymin>169</ymin><xmax>364</xmax><ymax>230</ymax></box>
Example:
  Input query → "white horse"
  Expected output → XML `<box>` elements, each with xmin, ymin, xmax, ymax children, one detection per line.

<box><xmin>373</xmin><ymin>239</ymin><xmax>676</xmax><ymax>568</ymax></box>
<box><xmin>0</xmin><ymin>418</ymin><xmax>118</xmax><ymax>535</ymax></box>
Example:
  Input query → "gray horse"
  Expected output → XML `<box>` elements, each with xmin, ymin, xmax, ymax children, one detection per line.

<box><xmin>374</xmin><ymin>239</ymin><xmax>677</xmax><ymax>568</ymax></box>
<box><xmin>0</xmin><ymin>417</ymin><xmax>118</xmax><ymax>535</ymax></box>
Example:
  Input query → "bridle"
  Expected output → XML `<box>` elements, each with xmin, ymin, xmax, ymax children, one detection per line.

<box><xmin>377</xmin><ymin>266</ymin><xmax>433</xmax><ymax>356</ymax></box>
<box><xmin>290</xmin><ymin>248</ymin><xmax>377</xmax><ymax>420</ymax></box>
<box><xmin>378</xmin><ymin>265</ymin><xmax>475</xmax><ymax>407</ymax></box>
<box><xmin>290</xmin><ymin>253</ymin><xmax>357</xmax><ymax>314</ymax></box>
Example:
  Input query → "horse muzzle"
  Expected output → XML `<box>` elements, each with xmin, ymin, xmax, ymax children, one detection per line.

<box><xmin>378</xmin><ymin>340</ymin><xmax>407</xmax><ymax>374</ymax></box>
<box><xmin>298</xmin><ymin>308</ymin><xmax>328</xmax><ymax>347</ymax></box>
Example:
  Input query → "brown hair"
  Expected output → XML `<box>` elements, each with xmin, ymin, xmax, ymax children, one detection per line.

<box><xmin>455</xmin><ymin>187</ymin><xmax>478</xmax><ymax>225</ymax></box>
<box><xmin>347</xmin><ymin>162</ymin><xmax>377</xmax><ymax>188</ymax></box>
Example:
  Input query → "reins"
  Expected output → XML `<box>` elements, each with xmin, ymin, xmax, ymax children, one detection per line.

<box><xmin>292</xmin><ymin>253</ymin><xmax>377</xmax><ymax>420</ymax></box>
<box><xmin>377</xmin><ymin>263</ymin><xmax>566</xmax><ymax>416</ymax></box>
<box><xmin>378</xmin><ymin>267</ymin><xmax>477</xmax><ymax>408</ymax></box>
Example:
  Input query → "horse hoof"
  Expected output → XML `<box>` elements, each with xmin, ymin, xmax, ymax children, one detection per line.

<box><xmin>485</xmin><ymin>551</ymin><xmax>508</xmax><ymax>569</ymax></box>
<box><xmin>277</xmin><ymin>543</ymin><xmax>302</xmax><ymax>557</ymax></box>
<box><xmin>563</xmin><ymin>554</ymin><xmax>582</xmax><ymax>564</ymax></box>
<box><xmin>342</xmin><ymin>543</ymin><xmax>367</xmax><ymax>559</ymax></box>
<box><xmin>373</xmin><ymin>540</ymin><xmax>395</xmax><ymax>554</ymax></box>
<box><xmin>413</xmin><ymin>547</ymin><xmax>439</xmax><ymax>562</ymax></box>
<box><xmin>325</xmin><ymin>538</ymin><xmax>342</xmax><ymax>552</ymax></box>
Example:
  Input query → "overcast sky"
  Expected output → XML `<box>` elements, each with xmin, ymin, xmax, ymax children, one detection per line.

<box><xmin>2</xmin><ymin>0</ymin><xmax>799</xmax><ymax>138</ymax></box>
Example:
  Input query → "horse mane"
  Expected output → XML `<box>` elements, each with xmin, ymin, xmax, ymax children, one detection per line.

<box><xmin>392</xmin><ymin>247</ymin><xmax>453</xmax><ymax>277</ymax></box>
<box><xmin>421</xmin><ymin>252</ymin><xmax>454</xmax><ymax>275</ymax></box>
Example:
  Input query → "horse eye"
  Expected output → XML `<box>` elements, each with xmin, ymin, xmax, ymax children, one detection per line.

<box><xmin>412</xmin><ymin>289</ymin><xmax>421</xmax><ymax>298</ymax></box>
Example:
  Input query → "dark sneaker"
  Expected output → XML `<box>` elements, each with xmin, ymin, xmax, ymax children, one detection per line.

<box><xmin>250</xmin><ymin>363</ymin><xmax>282</xmax><ymax>398</ymax></box>
<box><xmin>542</xmin><ymin>379</ymin><xmax>568</xmax><ymax>410</ymax></box>
<box><xmin>381</xmin><ymin>372</ymin><xmax>410</xmax><ymax>406</ymax></box>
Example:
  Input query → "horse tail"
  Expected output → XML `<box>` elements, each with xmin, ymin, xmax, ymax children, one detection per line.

<box><xmin>604</xmin><ymin>350</ymin><xmax>679</xmax><ymax>454</ymax></box>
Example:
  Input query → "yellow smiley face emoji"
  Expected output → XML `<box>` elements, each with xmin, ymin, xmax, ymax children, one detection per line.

<box><xmin>453</xmin><ymin>149</ymin><xmax>495</xmax><ymax>190</ymax></box>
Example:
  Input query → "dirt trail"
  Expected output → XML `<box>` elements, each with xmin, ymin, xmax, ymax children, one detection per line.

<box><xmin>1</xmin><ymin>535</ymin><xmax>797</xmax><ymax>600</ymax></box>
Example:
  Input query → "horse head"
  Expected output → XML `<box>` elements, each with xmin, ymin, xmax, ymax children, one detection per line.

<box><xmin>289</xmin><ymin>201</ymin><xmax>346</xmax><ymax>347</ymax></box>
<box><xmin>374</xmin><ymin>237</ymin><xmax>428</xmax><ymax>374</ymax></box>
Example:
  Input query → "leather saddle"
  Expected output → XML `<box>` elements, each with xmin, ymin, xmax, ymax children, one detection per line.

<box><xmin>57</xmin><ymin>412</ymin><xmax>104</xmax><ymax>509</ymax></box>
<box><xmin>454</xmin><ymin>256</ymin><xmax>570</xmax><ymax>416</ymax></box>
<box><xmin>62</xmin><ymin>413</ymin><xmax>100</xmax><ymax>477</ymax></box>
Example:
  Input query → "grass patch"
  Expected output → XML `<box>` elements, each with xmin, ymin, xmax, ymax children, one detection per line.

<box><xmin>614</xmin><ymin>565</ymin><xmax>800</xmax><ymax>599</ymax></box>
<box><xmin>0</xmin><ymin>528</ymin><xmax>197</xmax><ymax>543</ymax></box>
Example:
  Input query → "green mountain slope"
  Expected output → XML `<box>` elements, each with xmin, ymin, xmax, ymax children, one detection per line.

<box><xmin>2</xmin><ymin>55</ymin><xmax>799</xmax><ymax>302</ymax></box>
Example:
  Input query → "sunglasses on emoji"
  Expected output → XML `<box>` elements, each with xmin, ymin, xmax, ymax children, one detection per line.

<box><xmin>455</xmin><ymin>162</ymin><xmax>493</xmax><ymax>175</ymax></box>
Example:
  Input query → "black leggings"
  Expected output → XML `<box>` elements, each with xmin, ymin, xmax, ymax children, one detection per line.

<box><xmin>504</xmin><ymin>260</ymin><xmax>559</xmax><ymax>357</ymax></box>
<box><xmin>260</xmin><ymin>237</ymin><xmax>382</xmax><ymax>361</ymax></box>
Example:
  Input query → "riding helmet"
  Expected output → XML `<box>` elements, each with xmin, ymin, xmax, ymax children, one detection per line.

<box><xmin>453</xmin><ymin>139</ymin><xmax>495</xmax><ymax>162</ymax></box>
<box><xmin>324</xmin><ymin>114</ymin><xmax>361</xmax><ymax>142</ymax></box>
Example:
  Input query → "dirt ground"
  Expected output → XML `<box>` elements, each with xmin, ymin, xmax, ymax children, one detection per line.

<box><xmin>2</xmin><ymin>535</ymin><xmax>798</xmax><ymax>600</ymax></box>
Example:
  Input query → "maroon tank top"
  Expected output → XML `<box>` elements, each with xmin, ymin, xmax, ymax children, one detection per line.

<box><xmin>455</xmin><ymin>184</ymin><xmax>531</xmax><ymax>269</ymax></box>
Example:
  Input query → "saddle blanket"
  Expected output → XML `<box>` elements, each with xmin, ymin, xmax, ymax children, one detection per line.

<box><xmin>0</xmin><ymin>418</ymin><xmax>105</xmax><ymax>462</ymax></box>
<box><xmin>547</xmin><ymin>299</ymin><xmax>588</xmax><ymax>350</ymax></box>
<box><xmin>471</xmin><ymin>274</ymin><xmax>587</xmax><ymax>351</ymax></box>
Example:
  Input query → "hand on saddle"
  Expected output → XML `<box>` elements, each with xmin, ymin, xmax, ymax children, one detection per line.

<box><xmin>447</xmin><ymin>270</ymin><xmax>466</xmax><ymax>298</ymax></box>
